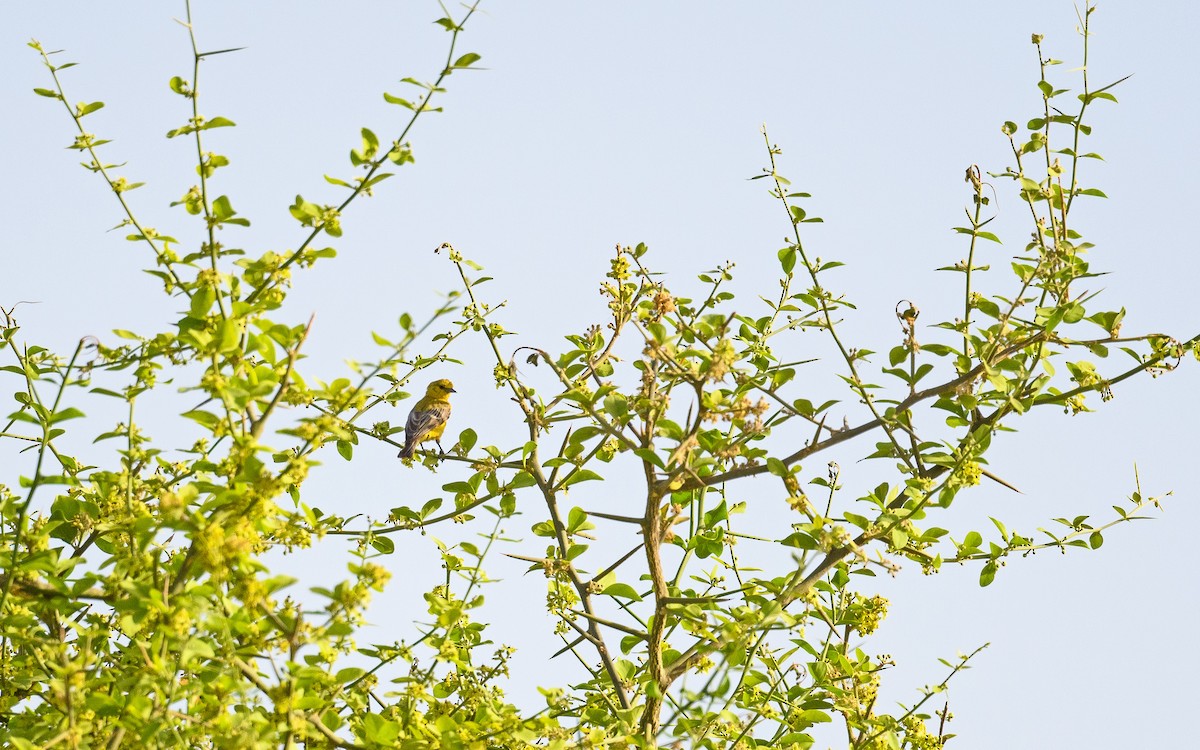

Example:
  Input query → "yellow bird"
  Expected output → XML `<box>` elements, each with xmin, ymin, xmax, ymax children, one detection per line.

<box><xmin>398</xmin><ymin>379</ymin><xmax>456</xmax><ymax>459</ymax></box>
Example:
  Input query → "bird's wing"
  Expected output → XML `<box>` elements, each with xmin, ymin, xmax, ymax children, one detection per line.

<box><xmin>405</xmin><ymin>400</ymin><xmax>451</xmax><ymax>444</ymax></box>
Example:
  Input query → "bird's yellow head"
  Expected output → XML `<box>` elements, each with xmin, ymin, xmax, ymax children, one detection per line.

<box><xmin>425</xmin><ymin>379</ymin><xmax>456</xmax><ymax>398</ymax></box>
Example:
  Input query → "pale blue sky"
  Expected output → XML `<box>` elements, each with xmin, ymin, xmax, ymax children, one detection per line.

<box><xmin>3</xmin><ymin>2</ymin><xmax>1198</xmax><ymax>747</ymax></box>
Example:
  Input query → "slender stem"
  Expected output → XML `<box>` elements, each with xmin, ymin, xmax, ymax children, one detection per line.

<box><xmin>761</xmin><ymin>127</ymin><xmax>915</xmax><ymax>474</ymax></box>
<box><xmin>183</xmin><ymin>0</ymin><xmax>228</xmax><ymax>321</ymax></box>
<box><xmin>689</xmin><ymin>331</ymin><xmax>1046</xmax><ymax>490</ymax></box>
<box><xmin>31</xmin><ymin>46</ymin><xmax>189</xmax><ymax>296</ymax></box>
<box><xmin>0</xmin><ymin>340</ymin><xmax>87</xmax><ymax>648</ymax></box>
<box><xmin>962</xmin><ymin>170</ymin><xmax>986</xmax><ymax>366</ymax></box>
<box><xmin>246</xmin><ymin>3</ymin><xmax>482</xmax><ymax>305</ymax></box>
<box><xmin>453</xmin><ymin>252</ymin><xmax>631</xmax><ymax>710</ymax></box>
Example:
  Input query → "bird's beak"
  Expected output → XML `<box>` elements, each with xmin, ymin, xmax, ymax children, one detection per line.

<box><xmin>449</xmin><ymin>388</ymin><xmax>457</xmax><ymax>393</ymax></box>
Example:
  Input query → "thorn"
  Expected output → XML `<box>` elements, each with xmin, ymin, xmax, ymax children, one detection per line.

<box><xmin>550</xmin><ymin>635</ymin><xmax>588</xmax><ymax>659</ymax></box>
<box><xmin>811</xmin><ymin>413</ymin><xmax>828</xmax><ymax>446</ymax></box>
<box><xmin>198</xmin><ymin>46</ymin><xmax>248</xmax><ymax>58</ymax></box>
<box><xmin>502</xmin><ymin>552</ymin><xmax>547</xmax><ymax>566</ymax></box>
<box><xmin>586</xmin><ymin>510</ymin><xmax>643</xmax><ymax>525</ymax></box>
<box><xmin>982</xmin><ymin>469</ymin><xmax>1022</xmax><ymax>494</ymax></box>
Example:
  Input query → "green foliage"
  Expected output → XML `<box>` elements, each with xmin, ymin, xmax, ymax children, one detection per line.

<box><xmin>2</xmin><ymin>3</ymin><xmax>1196</xmax><ymax>749</ymax></box>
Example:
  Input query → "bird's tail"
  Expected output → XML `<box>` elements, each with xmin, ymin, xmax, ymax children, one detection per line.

<box><xmin>398</xmin><ymin>442</ymin><xmax>414</xmax><ymax>459</ymax></box>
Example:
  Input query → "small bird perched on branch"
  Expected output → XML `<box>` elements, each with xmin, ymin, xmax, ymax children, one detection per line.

<box><xmin>398</xmin><ymin>379</ymin><xmax>456</xmax><ymax>459</ymax></box>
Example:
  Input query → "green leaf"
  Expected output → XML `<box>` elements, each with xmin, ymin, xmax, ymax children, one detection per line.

<box><xmin>1063</xmin><ymin>302</ymin><xmax>1086</xmax><ymax>324</ymax></box>
<box><xmin>361</xmin><ymin>713</ymin><xmax>400</xmax><ymax>744</ymax></box>
<box><xmin>190</xmin><ymin>286</ymin><xmax>215</xmax><ymax>318</ymax></box>
<box><xmin>1086</xmin><ymin>308</ymin><xmax>1125</xmax><ymax>336</ymax></box>
<box><xmin>703</xmin><ymin>500</ymin><xmax>729</xmax><ymax>526</ymax></box>
<box><xmin>778</xmin><ymin>246</ymin><xmax>797</xmax><ymax>274</ymax></box>
<box><xmin>212</xmin><ymin>195</ymin><xmax>244</xmax><ymax>224</ymax></box>
<box><xmin>561</xmin><ymin>469</ymin><xmax>602</xmax><ymax>487</ymax></box>
<box><xmin>567</xmin><ymin>506</ymin><xmax>589</xmax><ymax>533</ymax></box>
<box><xmin>420</xmin><ymin>498</ymin><xmax>443</xmax><ymax>519</ymax></box>
<box><xmin>766</xmin><ymin>457</ymin><xmax>788</xmax><ymax>477</ymax></box>
<box><xmin>990</xmin><ymin>517</ymin><xmax>1009</xmax><ymax>542</ymax></box>
<box><xmin>604</xmin><ymin>392</ymin><xmax>629</xmax><ymax>418</ymax></box>
<box><xmin>217</xmin><ymin>319</ymin><xmax>241</xmax><ymax>353</ymax></box>
<box><xmin>794</xmin><ymin>709</ymin><xmax>833</xmax><ymax>726</ymax></box>
<box><xmin>180</xmin><ymin>639</ymin><xmax>215</xmax><ymax>664</ymax></box>
<box><xmin>781</xmin><ymin>531</ymin><xmax>818</xmax><ymax>550</ymax></box>
<box><xmin>182</xmin><ymin>410</ymin><xmax>220</xmax><ymax>429</ymax></box>
<box><xmin>49</xmin><ymin>407</ymin><xmax>85</xmax><ymax>424</ymax></box>
<box><xmin>563</xmin><ymin>543</ymin><xmax>586</xmax><ymax>560</ymax></box>
<box><xmin>336</xmin><ymin>667</ymin><xmax>366</xmax><ymax>683</ymax></box>
<box><xmin>634</xmin><ymin>448</ymin><xmax>665</xmax><ymax>470</ymax></box>
<box><xmin>458</xmin><ymin>427</ymin><xmax>477</xmax><ymax>453</ymax></box>
<box><xmin>383</xmin><ymin>92</ymin><xmax>415</xmax><ymax>109</ymax></box>
<box><xmin>843</xmin><ymin>512</ymin><xmax>870</xmax><ymax>530</ymax></box>
<box><xmin>952</xmin><ymin>226</ymin><xmax>1002</xmax><ymax>244</ymax></box>
<box><xmin>979</xmin><ymin>561</ymin><xmax>997</xmax><ymax>587</ymax></box>
<box><xmin>601</xmin><ymin>583</ymin><xmax>643</xmax><ymax>601</ymax></box>
<box><xmin>509</xmin><ymin>471</ymin><xmax>537</xmax><ymax>490</ymax></box>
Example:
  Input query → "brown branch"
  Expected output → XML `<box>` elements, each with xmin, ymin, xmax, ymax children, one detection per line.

<box><xmin>640</xmin><ymin>449</ymin><xmax>671</xmax><ymax>738</ymax></box>
<box><xmin>1037</xmin><ymin>332</ymin><xmax>1200</xmax><ymax>405</ymax></box>
<box><xmin>456</xmin><ymin>258</ymin><xmax>634</xmax><ymax>710</ymax></box>
<box><xmin>306</xmin><ymin>714</ymin><xmax>367</xmax><ymax>750</ymax></box>
<box><xmin>0</xmin><ymin>574</ymin><xmax>111</xmax><ymax>603</ymax></box>
<box><xmin>688</xmin><ymin>331</ymin><xmax>1050</xmax><ymax>490</ymax></box>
